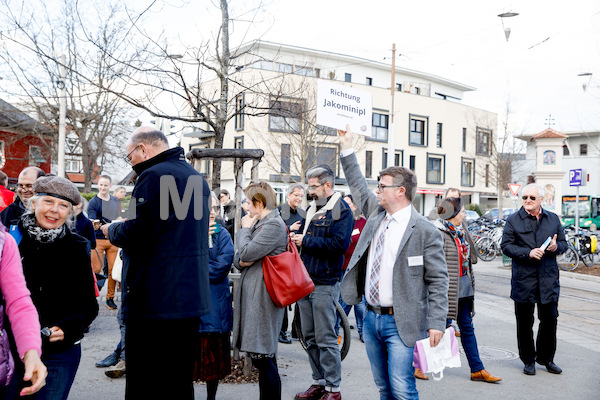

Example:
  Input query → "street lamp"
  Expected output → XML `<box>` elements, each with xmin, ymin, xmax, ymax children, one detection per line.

<box><xmin>498</xmin><ymin>12</ymin><xmax>519</xmax><ymax>41</ymax></box>
<box><xmin>577</xmin><ymin>72</ymin><xmax>592</xmax><ymax>92</ymax></box>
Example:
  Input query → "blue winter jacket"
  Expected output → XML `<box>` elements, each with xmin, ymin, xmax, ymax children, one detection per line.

<box><xmin>108</xmin><ymin>147</ymin><xmax>211</xmax><ymax>320</ymax></box>
<box><xmin>199</xmin><ymin>225</ymin><xmax>234</xmax><ymax>333</ymax></box>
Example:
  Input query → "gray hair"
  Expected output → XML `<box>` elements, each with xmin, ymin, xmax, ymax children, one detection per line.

<box><xmin>306</xmin><ymin>164</ymin><xmax>334</xmax><ymax>186</ymax></box>
<box><xmin>287</xmin><ymin>183</ymin><xmax>305</xmax><ymax>196</ymax></box>
<box><xmin>25</xmin><ymin>194</ymin><xmax>75</xmax><ymax>229</ymax></box>
<box><xmin>522</xmin><ymin>183</ymin><xmax>544</xmax><ymax>197</ymax></box>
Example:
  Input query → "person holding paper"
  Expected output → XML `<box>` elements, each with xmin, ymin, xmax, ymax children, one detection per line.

<box><xmin>336</xmin><ymin>126</ymin><xmax>448</xmax><ymax>400</ymax></box>
<box><xmin>501</xmin><ymin>183</ymin><xmax>568</xmax><ymax>376</ymax></box>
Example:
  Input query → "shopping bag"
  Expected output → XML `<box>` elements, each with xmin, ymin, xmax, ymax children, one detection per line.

<box><xmin>412</xmin><ymin>327</ymin><xmax>461</xmax><ymax>381</ymax></box>
<box><xmin>112</xmin><ymin>249</ymin><xmax>123</xmax><ymax>283</ymax></box>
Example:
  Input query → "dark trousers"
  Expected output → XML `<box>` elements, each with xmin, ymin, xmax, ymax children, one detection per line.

<box><xmin>251</xmin><ymin>356</ymin><xmax>281</xmax><ymax>400</ymax></box>
<box><xmin>35</xmin><ymin>345</ymin><xmax>81</xmax><ymax>400</ymax></box>
<box><xmin>514</xmin><ymin>301</ymin><xmax>558</xmax><ymax>364</ymax></box>
<box><xmin>125</xmin><ymin>317</ymin><xmax>199</xmax><ymax>400</ymax></box>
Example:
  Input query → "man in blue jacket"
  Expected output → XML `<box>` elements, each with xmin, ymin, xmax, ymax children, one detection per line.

<box><xmin>101</xmin><ymin>127</ymin><xmax>210</xmax><ymax>400</ymax></box>
<box><xmin>501</xmin><ymin>183</ymin><xmax>567</xmax><ymax>376</ymax></box>
<box><xmin>292</xmin><ymin>164</ymin><xmax>354</xmax><ymax>400</ymax></box>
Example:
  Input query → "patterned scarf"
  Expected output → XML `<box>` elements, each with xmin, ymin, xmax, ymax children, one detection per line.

<box><xmin>22</xmin><ymin>213</ymin><xmax>67</xmax><ymax>244</ymax></box>
<box><xmin>442</xmin><ymin>219</ymin><xmax>469</xmax><ymax>276</ymax></box>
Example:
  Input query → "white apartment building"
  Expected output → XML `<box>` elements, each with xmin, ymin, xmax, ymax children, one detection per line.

<box><xmin>181</xmin><ymin>41</ymin><xmax>499</xmax><ymax>215</ymax></box>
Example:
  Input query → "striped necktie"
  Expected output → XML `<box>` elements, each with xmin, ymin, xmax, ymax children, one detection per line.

<box><xmin>368</xmin><ymin>216</ymin><xmax>392</xmax><ymax>305</ymax></box>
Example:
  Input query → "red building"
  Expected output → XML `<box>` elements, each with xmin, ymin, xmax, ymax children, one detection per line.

<box><xmin>0</xmin><ymin>99</ymin><xmax>53</xmax><ymax>181</ymax></box>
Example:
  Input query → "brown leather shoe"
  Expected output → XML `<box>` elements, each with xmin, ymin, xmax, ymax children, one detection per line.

<box><xmin>471</xmin><ymin>369</ymin><xmax>502</xmax><ymax>383</ymax></box>
<box><xmin>294</xmin><ymin>385</ymin><xmax>326</xmax><ymax>400</ymax></box>
<box><xmin>414</xmin><ymin>368</ymin><xmax>429</xmax><ymax>380</ymax></box>
<box><xmin>319</xmin><ymin>392</ymin><xmax>341</xmax><ymax>400</ymax></box>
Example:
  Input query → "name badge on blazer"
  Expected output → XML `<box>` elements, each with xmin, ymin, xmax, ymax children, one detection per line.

<box><xmin>408</xmin><ymin>255</ymin><xmax>424</xmax><ymax>266</ymax></box>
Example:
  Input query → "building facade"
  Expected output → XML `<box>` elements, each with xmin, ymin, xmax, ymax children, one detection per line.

<box><xmin>181</xmin><ymin>41</ymin><xmax>499</xmax><ymax>215</ymax></box>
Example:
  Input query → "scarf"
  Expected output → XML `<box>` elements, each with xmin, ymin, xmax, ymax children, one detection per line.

<box><xmin>442</xmin><ymin>219</ymin><xmax>469</xmax><ymax>276</ymax></box>
<box><xmin>21</xmin><ymin>213</ymin><xmax>67</xmax><ymax>244</ymax></box>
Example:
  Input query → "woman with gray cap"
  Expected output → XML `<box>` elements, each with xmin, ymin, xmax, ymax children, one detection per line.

<box><xmin>429</xmin><ymin>197</ymin><xmax>501</xmax><ymax>383</ymax></box>
<box><xmin>14</xmin><ymin>176</ymin><xmax>98</xmax><ymax>400</ymax></box>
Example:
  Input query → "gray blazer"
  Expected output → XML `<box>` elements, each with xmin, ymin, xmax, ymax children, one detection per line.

<box><xmin>232</xmin><ymin>209</ymin><xmax>288</xmax><ymax>355</ymax></box>
<box><xmin>340</xmin><ymin>152</ymin><xmax>449</xmax><ymax>347</ymax></box>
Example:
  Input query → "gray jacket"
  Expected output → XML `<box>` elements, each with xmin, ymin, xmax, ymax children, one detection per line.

<box><xmin>232</xmin><ymin>209</ymin><xmax>288</xmax><ymax>355</ymax></box>
<box><xmin>340</xmin><ymin>152</ymin><xmax>449</xmax><ymax>347</ymax></box>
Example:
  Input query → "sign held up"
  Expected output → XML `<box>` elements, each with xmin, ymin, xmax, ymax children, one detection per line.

<box><xmin>317</xmin><ymin>80</ymin><xmax>372</xmax><ymax>136</ymax></box>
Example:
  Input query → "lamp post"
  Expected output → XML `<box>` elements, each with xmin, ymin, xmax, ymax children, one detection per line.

<box><xmin>498</xmin><ymin>12</ymin><xmax>519</xmax><ymax>41</ymax></box>
<box><xmin>57</xmin><ymin>54</ymin><xmax>67</xmax><ymax>178</ymax></box>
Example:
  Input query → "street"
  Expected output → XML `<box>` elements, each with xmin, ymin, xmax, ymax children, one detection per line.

<box><xmin>67</xmin><ymin>259</ymin><xmax>600</xmax><ymax>399</ymax></box>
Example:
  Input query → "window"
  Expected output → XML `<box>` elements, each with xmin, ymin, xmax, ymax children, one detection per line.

<box><xmin>396</xmin><ymin>83</ymin><xmax>402</xmax><ymax>91</ymax></box>
<box><xmin>234</xmin><ymin>94</ymin><xmax>244</xmax><ymax>130</ymax></box>
<box><xmin>382</xmin><ymin>148</ymin><xmax>402</xmax><ymax>169</ymax></box>
<box><xmin>580</xmin><ymin>144</ymin><xmax>588</xmax><ymax>156</ymax></box>
<box><xmin>462</xmin><ymin>128</ymin><xmax>467</xmax><ymax>151</ymax></box>
<box><xmin>365</xmin><ymin>151</ymin><xmax>372</xmax><ymax>178</ymax></box>
<box><xmin>65</xmin><ymin>160</ymin><xmax>80</xmax><ymax>173</ymax></box>
<box><xmin>29</xmin><ymin>146</ymin><xmax>45</xmax><ymax>166</ymax></box>
<box><xmin>426</xmin><ymin>153</ymin><xmax>445</xmax><ymax>184</ymax></box>
<box><xmin>234</xmin><ymin>136</ymin><xmax>244</xmax><ymax>149</ymax></box>
<box><xmin>306</xmin><ymin>146</ymin><xmax>337</xmax><ymax>176</ymax></box>
<box><xmin>371</xmin><ymin>113</ymin><xmax>389</xmax><ymax>141</ymax></box>
<box><xmin>409</xmin><ymin>115</ymin><xmax>428</xmax><ymax>146</ymax></box>
<box><xmin>409</xmin><ymin>155</ymin><xmax>416</xmax><ymax>171</ymax></box>
<box><xmin>316</xmin><ymin>125</ymin><xmax>337</xmax><ymax>136</ymax></box>
<box><xmin>269</xmin><ymin>98</ymin><xmax>304</xmax><ymax>133</ymax></box>
<box><xmin>563</xmin><ymin>145</ymin><xmax>570</xmax><ymax>156</ymax></box>
<box><xmin>436</xmin><ymin>123</ymin><xmax>442</xmax><ymax>147</ymax></box>
<box><xmin>344</xmin><ymin>73</ymin><xmax>352</xmax><ymax>82</ymax></box>
<box><xmin>461</xmin><ymin>157</ymin><xmax>475</xmax><ymax>187</ymax></box>
<box><xmin>366</xmin><ymin>77</ymin><xmax>373</xmax><ymax>86</ymax></box>
<box><xmin>476</xmin><ymin>127</ymin><xmax>492</xmax><ymax>156</ymax></box>
<box><xmin>281</xmin><ymin>144</ymin><xmax>290</xmax><ymax>174</ymax></box>
<box><xmin>485</xmin><ymin>164</ymin><xmax>490</xmax><ymax>187</ymax></box>
<box><xmin>294</xmin><ymin>65</ymin><xmax>318</xmax><ymax>77</ymax></box>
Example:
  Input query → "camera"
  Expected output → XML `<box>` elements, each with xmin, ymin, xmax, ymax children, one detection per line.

<box><xmin>41</xmin><ymin>327</ymin><xmax>52</xmax><ymax>338</ymax></box>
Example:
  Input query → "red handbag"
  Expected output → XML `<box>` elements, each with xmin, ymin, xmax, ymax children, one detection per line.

<box><xmin>262</xmin><ymin>234</ymin><xmax>314</xmax><ymax>308</ymax></box>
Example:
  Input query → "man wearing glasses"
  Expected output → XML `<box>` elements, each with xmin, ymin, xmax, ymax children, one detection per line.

<box><xmin>102</xmin><ymin>127</ymin><xmax>210</xmax><ymax>400</ymax></box>
<box><xmin>0</xmin><ymin>166</ymin><xmax>45</xmax><ymax>227</ymax></box>
<box><xmin>501</xmin><ymin>183</ymin><xmax>567</xmax><ymax>376</ymax></box>
<box><xmin>292</xmin><ymin>165</ymin><xmax>354</xmax><ymax>400</ymax></box>
<box><xmin>336</xmin><ymin>126</ymin><xmax>448</xmax><ymax>400</ymax></box>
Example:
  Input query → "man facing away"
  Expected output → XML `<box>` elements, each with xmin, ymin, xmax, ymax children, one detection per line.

<box><xmin>292</xmin><ymin>164</ymin><xmax>354</xmax><ymax>400</ymax></box>
<box><xmin>88</xmin><ymin>175</ymin><xmax>121</xmax><ymax>310</ymax></box>
<box><xmin>0</xmin><ymin>166</ymin><xmax>45</xmax><ymax>227</ymax></box>
<box><xmin>101</xmin><ymin>127</ymin><xmax>210</xmax><ymax>400</ymax></box>
<box><xmin>337</xmin><ymin>126</ymin><xmax>448</xmax><ymax>400</ymax></box>
<box><xmin>501</xmin><ymin>183</ymin><xmax>567</xmax><ymax>376</ymax></box>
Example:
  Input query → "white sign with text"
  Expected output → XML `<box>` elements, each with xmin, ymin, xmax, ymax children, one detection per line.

<box><xmin>317</xmin><ymin>80</ymin><xmax>372</xmax><ymax>136</ymax></box>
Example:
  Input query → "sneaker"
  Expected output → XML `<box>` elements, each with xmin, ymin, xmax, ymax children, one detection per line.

<box><xmin>105</xmin><ymin>360</ymin><xmax>126</xmax><ymax>378</ymax></box>
<box><xmin>106</xmin><ymin>298</ymin><xmax>118</xmax><ymax>310</ymax></box>
<box><xmin>95</xmin><ymin>353</ymin><xmax>118</xmax><ymax>368</ymax></box>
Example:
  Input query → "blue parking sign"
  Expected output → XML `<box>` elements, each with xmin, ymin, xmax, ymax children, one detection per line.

<box><xmin>569</xmin><ymin>169</ymin><xmax>583</xmax><ymax>186</ymax></box>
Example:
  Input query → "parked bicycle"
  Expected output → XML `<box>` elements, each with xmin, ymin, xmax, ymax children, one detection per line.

<box><xmin>558</xmin><ymin>225</ymin><xmax>598</xmax><ymax>271</ymax></box>
<box><xmin>293</xmin><ymin>300</ymin><xmax>352</xmax><ymax>361</ymax></box>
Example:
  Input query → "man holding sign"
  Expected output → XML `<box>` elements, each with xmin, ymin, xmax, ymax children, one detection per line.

<box><xmin>501</xmin><ymin>184</ymin><xmax>568</xmax><ymax>376</ymax></box>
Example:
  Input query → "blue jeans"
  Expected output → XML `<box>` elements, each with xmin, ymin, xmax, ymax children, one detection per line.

<box><xmin>455</xmin><ymin>297</ymin><xmax>484</xmax><ymax>373</ymax></box>
<box><xmin>363</xmin><ymin>311</ymin><xmax>418</xmax><ymax>400</ymax></box>
<box><xmin>35</xmin><ymin>344</ymin><xmax>81</xmax><ymax>400</ymax></box>
<box><xmin>297</xmin><ymin>283</ymin><xmax>341</xmax><ymax>389</ymax></box>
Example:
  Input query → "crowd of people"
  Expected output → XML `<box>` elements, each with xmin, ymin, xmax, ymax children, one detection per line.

<box><xmin>0</xmin><ymin>124</ymin><xmax>568</xmax><ymax>400</ymax></box>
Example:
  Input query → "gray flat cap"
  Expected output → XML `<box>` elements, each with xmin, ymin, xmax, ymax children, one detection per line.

<box><xmin>33</xmin><ymin>176</ymin><xmax>81</xmax><ymax>205</ymax></box>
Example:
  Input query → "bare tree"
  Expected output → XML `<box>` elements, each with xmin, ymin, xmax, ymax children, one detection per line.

<box><xmin>0</xmin><ymin>0</ymin><xmax>134</xmax><ymax>191</ymax></box>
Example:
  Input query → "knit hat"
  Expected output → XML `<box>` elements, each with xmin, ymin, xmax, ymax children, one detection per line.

<box><xmin>33</xmin><ymin>176</ymin><xmax>81</xmax><ymax>205</ymax></box>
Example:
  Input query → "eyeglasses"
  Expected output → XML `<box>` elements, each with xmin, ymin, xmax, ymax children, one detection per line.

<box><xmin>17</xmin><ymin>183</ymin><xmax>33</xmax><ymax>191</ymax></box>
<box><xmin>522</xmin><ymin>195</ymin><xmax>537</xmax><ymax>201</ymax></box>
<box><xmin>307</xmin><ymin>184</ymin><xmax>323</xmax><ymax>191</ymax></box>
<box><xmin>124</xmin><ymin>145</ymin><xmax>141</xmax><ymax>165</ymax></box>
<box><xmin>378</xmin><ymin>184</ymin><xmax>401</xmax><ymax>191</ymax></box>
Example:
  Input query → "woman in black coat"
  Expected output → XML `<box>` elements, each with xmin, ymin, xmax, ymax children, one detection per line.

<box><xmin>17</xmin><ymin>176</ymin><xmax>98</xmax><ymax>400</ymax></box>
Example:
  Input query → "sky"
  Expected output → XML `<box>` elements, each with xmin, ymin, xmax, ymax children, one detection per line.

<box><xmin>135</xmin><ymin>0</ymin><xmax>600</xmax><ymax>136</ymax></box>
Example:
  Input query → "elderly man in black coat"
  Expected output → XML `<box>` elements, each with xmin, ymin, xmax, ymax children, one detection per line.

<box><xmin>501</xmin><ymin>183</ymin><xmax>568</xmax><ymax>376</ymax></box>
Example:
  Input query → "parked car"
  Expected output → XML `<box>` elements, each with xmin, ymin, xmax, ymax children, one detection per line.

<box><xmin>482</xmin><ymin>208</ymin><xmax>518</xmax><ymax>221</ymax></box>
<box><xmin>465</xmin><ymin>210</ymin><xmax>481</xmax><ymax>223</ymax></box>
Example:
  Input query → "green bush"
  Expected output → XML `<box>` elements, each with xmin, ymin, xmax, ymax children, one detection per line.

<box><xmin>80</xmin><ymin>192</ymin><xmax>97</xmax><ymax>201</ymax></box>
<box><xmin>466</xmin><ymin>203</ymin><xmax>481</xmax><ymax>216</ymax></box>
